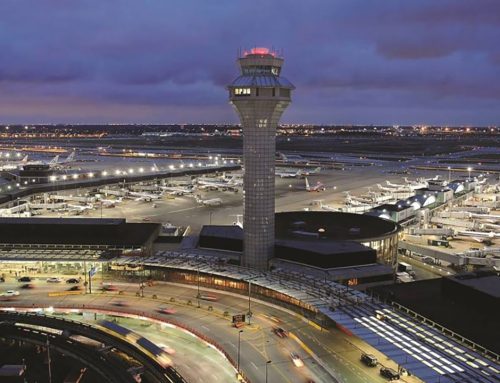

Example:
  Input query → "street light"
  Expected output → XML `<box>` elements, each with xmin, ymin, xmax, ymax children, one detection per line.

<box><xmin>467</xmin><ymin>167</ymin><xmax>472</xmax><ymax>181</ymax></box>
<box><xmin>447</xmin><ymin>166</ymin><xmax>451</xmax><ymax>182</ymax></box>
<box><xmin>265</xmin><ymin>360</ymin><xmax>272</xmax><ymax>383</ymax></box>
<box><xmin>237</xmin><ymin>330</ymin><xmax>243</xmax><ymax>372</ymax></box>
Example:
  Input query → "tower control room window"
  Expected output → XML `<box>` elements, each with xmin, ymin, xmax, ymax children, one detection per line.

<box><xmin>234</xmin><ymin>88</ymin><xmax>251</xmax><ymax>96</ymax></box>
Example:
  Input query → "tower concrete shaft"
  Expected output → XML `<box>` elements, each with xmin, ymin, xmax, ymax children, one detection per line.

<box><xmin>227</xmin><ymin>48</ymin><xmax>294</xmax><ymax>270</ymax></box>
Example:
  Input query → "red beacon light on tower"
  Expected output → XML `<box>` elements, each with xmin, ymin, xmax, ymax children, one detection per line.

<box><xmin>243</xmin><ymin>47</ymin><xmax>277</xmax><ymax>57</ymax></box>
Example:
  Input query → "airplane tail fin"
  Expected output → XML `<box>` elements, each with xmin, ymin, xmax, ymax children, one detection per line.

<box><xmin>152</xmin><ymin>163</ymin><xmax>159</xmax><ymax>172</ymax></box>
<box><xmin>21</xmin><ymin>155</ymin><xmax>28</xmax><ymax>163</ymax></box>
<box><xmin>49</xmin><ymin>155</ymin><xmax>60</xmax><ymax>165</ymax></box>
<box><xmin>65</xmin><ymin>151</ymin><xmax>75</xmax><ymax>163</ymax></box>
<box><xmin>377</xmin><ymin>184</ymin><xmax>383</xmax><ymax>189</ymax></box>
<box><xmin>277</xmin><ymin>152</ymin><xmax>287</xmax><ymax>161</ymax></box>
<box><xmin>305</xmin><ymin>177</ymin><xmax>310</xmax><ymax>189</ymax></box>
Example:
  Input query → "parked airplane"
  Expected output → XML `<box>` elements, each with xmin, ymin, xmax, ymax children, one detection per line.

<box><xmin>160</xmin><ymin>185</ymin><xmax>196</xmax><ymax>196</ymax></box>
<box><xmin>377</xmin><ymin>183</ymin><xmax>411</xmax><ymax>193</ymax></box>
<box><xmin>314</xmin><ymin>200</ymin><xmax>338</xmax><ymax>212</ymax></box>
<box><xmin>404</xmin><ymin>177</ymin><xmax>428</xmax><ymax>190</ymax></box>
<box><xmin>0</xmin><ymin>155</ymin><xmax>29</xmax><ymax>170</ymax></box>
<box><xmin>99</xmin><ymin>197</ymin><xmax>123</xmax><ymax>207</ymax></box>
<box><xmin>67</xmin><ymin>204</ymin><xmax>93</xmax><ymax>212</ymax></box>
<box><xmin>276</xmin><ymin>169</ymin><xmax>300</xmax><ymax>178</ymax></box>
<box><xmin>299</xmin><ymin>167</ymin><xmax>321</xmax><ymax>176</ymax></box>
<box><xmin>128</xmin><ymin>191</ymin><xmax>163</xmax><ymax>202</ymax></box>
<box><xmin>195</xmin><ymin>196</ymin><xmax>222</xmax><ymax>206</ymax></box>
<box><xmin>305</xmin><ymin>178</ymin><xmax>326</xmax><ymax>192</ymax></box>
<box><xmin>277</xmin><ymin>152</ymin><xmax>309</xmax><ymax>165</ymax></box>
<box><xmin>343</xmin><ymin>192</ymin><xmax>374</xmax><ymax>207</ymax></box>
<box><xmin>197</xmin><ymin>177</ymin><xmax>240</xmax><ymax>192</ymax></box>
<box><xmin>276</xmin><ymin>166</ymin><xmax>321</xmax><ymax>178</ymax></box>
<box><xmin>456</xmin><ymin>230</ymin><xmax>499</xmax><ymax>243</ymax></box>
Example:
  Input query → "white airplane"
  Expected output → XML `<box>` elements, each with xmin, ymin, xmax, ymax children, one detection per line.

<box><xmin>377</xmin><ymin>183</ymin><xmax>410</xmax><ymax>193</ymax></box>
<box><xmin>404</xmin><ymin>177</ymin><xmax>428</xmax><ymax>190</ymax></box>
<box><xmin>456</xmin><ymin>230</ymin><xmax>499</xmax><ymax>243</ymax></box>
<box><xmin>305</xmin><ymin>177</ymin><xmax>326</xmax><ymax>192</ymax></box>
<box><xmin>0</xmin><ymin>155</ymin><xmax>29</xmax><ymax>170</ymax></box>
<box><xmin>314</xmin><ymin>200</ymin><xmax>338</xmax><ymax>212</ymax></box>
<box><xmin>60</xmin><ymin>151</ymin><xmax>76</xmax><ymax>164</ymax></box>
<box><xmin>298</xmin><ymin>167</ymin><xmax>321</xmax><ymax>176</ymax></box>
<box><xmin>278</xmin><ymin>152</ymin><xmax>309</xmax><ymax>165</ymax></box>
<box><xmin>99</xmin><ymin>188</ymin><xmax>128</xmax><ymax>197</ymax></box>
<box><xmin>195</xmin><ymin>196</ymin><xmax>222</xmax><ymax>206</ymax></box>
<box><xmin>160</xmin><ymin>185</ymin><xmax>196</xmax><ymax>196</ymax></box>
<box><xmin>128</xmin><ymin>191</ymin><xmax>163</xmax><ymax>202</ymax></box>
<box><xmin>343</xmin><ymin>192</ymin><xmax>374</xmax><ymax>206</ymax></box>
<box><xmin>386</xmin><ymin>180</ymin><xmax>407</xmax><ymax>189</ymax></box>
<box><xmin>276</xmin><ymin>166</ymin><xmax>321</xmax><ymax>178</ymax></box>
<box><xmin>197</xmin><ymin>177</ymin><xmax>240</xmax><ymax>191</ymax></box>
<box><xmin>23</xmin><ymin>154</ymin><xmax>60</xmax><ymax>168</ymax></box>
<box><xmin>276</xmin><ymin>169</ymin><xmax>300</xmax><ymax>178</ymax></box>
<box><xmin>67</xmin><ymin>204</ymin><xmax>93</xmax><ymax>212</ymax></box>
<box><xmin>366</xmin><ymin>191</ymin><xmax>395</xmax><ymax>203</ymax></box>
<box><xmin>99</xmin><ymin>197</ymin><xmax>123</xmax><ymax>207</ymax></box>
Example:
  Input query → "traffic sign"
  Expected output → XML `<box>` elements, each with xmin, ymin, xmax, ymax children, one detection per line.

<box><xmin>232</xmin><ymin>314</ymin><xmax>245</xmax><ymax>323</ymax></box>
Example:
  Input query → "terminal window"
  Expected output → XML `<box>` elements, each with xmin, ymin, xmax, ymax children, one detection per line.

<box><xmin>234</xmin><ymin>88</ymin><xmax>251</xmax><ymax>96</ymax></box>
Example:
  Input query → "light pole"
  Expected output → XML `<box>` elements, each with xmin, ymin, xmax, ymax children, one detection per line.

<box><xmin>467</xmin><ymin>167</ymin><xmax>472</xmax><ymax>181</ymax></box>
<box><xmin>447</xmin><ymin>166</ymin><xmax>451</xmax><ymax>183</ymax></box>
<box><xmin>247</xmin><ymin>281</ymin><xmax>252</xmax><ymax>325</ymax></box>
<box><xmin>265</xmin><ymin>360</ymin><xmax>272</xmax><ymax>383</ymax></box>
<box><xmin>196</xmin><ymin>267</ymin><xmax>201</xmax><ymax>307</ymax></box>
<box><xmin>237</xmin><ymin>329</ymin><xmax>243</xmax><ymax>372</ymax></box>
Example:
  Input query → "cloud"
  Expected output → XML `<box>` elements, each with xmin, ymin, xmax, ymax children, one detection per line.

<box><xmin>0</xmin><ymin>0</ymin><xmax>499</xmax><ymax>124</ymax></box>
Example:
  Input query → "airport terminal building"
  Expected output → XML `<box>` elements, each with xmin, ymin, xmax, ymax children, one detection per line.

<box><xmin>0</xmin><ymin>217</ymin><xmax>160</xmax><ymax>276</ymax></box>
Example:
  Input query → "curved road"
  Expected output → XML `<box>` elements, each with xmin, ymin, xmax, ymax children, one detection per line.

<box><xmin>0</xmin><ymin>278</ymin><xmax>420</xmax><ymax>383</ymax></box>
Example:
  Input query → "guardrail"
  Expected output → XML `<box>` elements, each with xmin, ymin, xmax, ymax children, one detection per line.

<box><xmin>1</xmin><ymin>303</ymin><xmax>251</xmax><ymax>383</ymax></box>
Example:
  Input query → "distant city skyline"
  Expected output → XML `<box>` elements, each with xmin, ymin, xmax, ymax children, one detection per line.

<box><xmin>1</xmin><ymin>1</ymin><xmax>499</xmax><ymax>125</ymax></box>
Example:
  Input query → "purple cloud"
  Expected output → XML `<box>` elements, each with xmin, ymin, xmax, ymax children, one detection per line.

<box><xmin>0</xmin><ymin>0</ymin><xmax>499</xmax><ymax>124</ymax></box>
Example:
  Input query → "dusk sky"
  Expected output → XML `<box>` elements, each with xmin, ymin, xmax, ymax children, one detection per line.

<box><xmin>1</xmin><ymin>1</ymin><xmax>499</xmax><ymax>125</ymax></box>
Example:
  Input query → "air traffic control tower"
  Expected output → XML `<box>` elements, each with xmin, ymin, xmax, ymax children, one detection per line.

<box><xmin>228</xmin><ymin>47</ymin><xmax>294</xmax><ymax>270</ymax></box>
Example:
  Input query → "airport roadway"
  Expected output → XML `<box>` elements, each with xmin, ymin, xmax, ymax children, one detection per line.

<box><xmin>0</xmin><ymin>278</ymin><xmax>424</xmax><ymax>383</ymax></box>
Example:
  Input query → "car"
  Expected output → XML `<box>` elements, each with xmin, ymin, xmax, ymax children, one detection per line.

<box><xmin>380</xmin><ymin>367</ymin><xmax>400</xmax><ymax>380</ymax></box>
<box><xmin>47</xmin><ymin>277</ymin><xmax>62</xmax><ymax>283</ymax></box>
<box><xmin>1</xmin><ymin>290</ymin><xmax>20</xmax><ymax>297</ymax></box>
<box><xmin>290</xmin><ymin>353</ymin><xmax>304</xmax><ymax>368</ymax></box>
<box><xmin>66</xmin><ymin>278</ymin><xmax>80</xmax><ymax>284</ymax></box>
<box><xmin>102</xmin><ymin>284</ymin><xmax>118</xmax><ymax>291</ymax></box>
<box><xmin>20</xmin><ymin>283</ymin><xmax>34</xmax><ymax>289</ymax></box>
<box><xmin>360</xmin><ymin>353</ymin><xmax>378</xmax><ymax>367</ymax></box>
<box><xmin>18</xmin><ymin>276</ymin><xmax>32</xmax><ymax>282</ymax></box>
<box><xmin>111</xmin><ymin>300</ymin><xmax>128</xmax><ymax>307</ymax></box>
<box><xmin>157</xmin><ymin>307</ymin><xmax>176</xmax><ymax>315</ymax></box>
<box><xmin>198</xmin><ymin>294</ymin><xmax>217</xmax><ymax>301</ymax></box>
<box><xmin>158</xmin><ymin>343</ymin><xmax>176</xmax><ymax>355</ymax></box>
<box><xmin>0</xmin><ymin>277</ymin><xmax>5</xmax><ymax>282</ymax></box>
<box><xmin>273</xmin><ymin>327</ymin><xmax>288</xmax><ymax>338</ymax></box>
<box><xmin>68</xmin><ymin>286</ymin><xmax>82</xmax><ymax>291</ymax></box>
